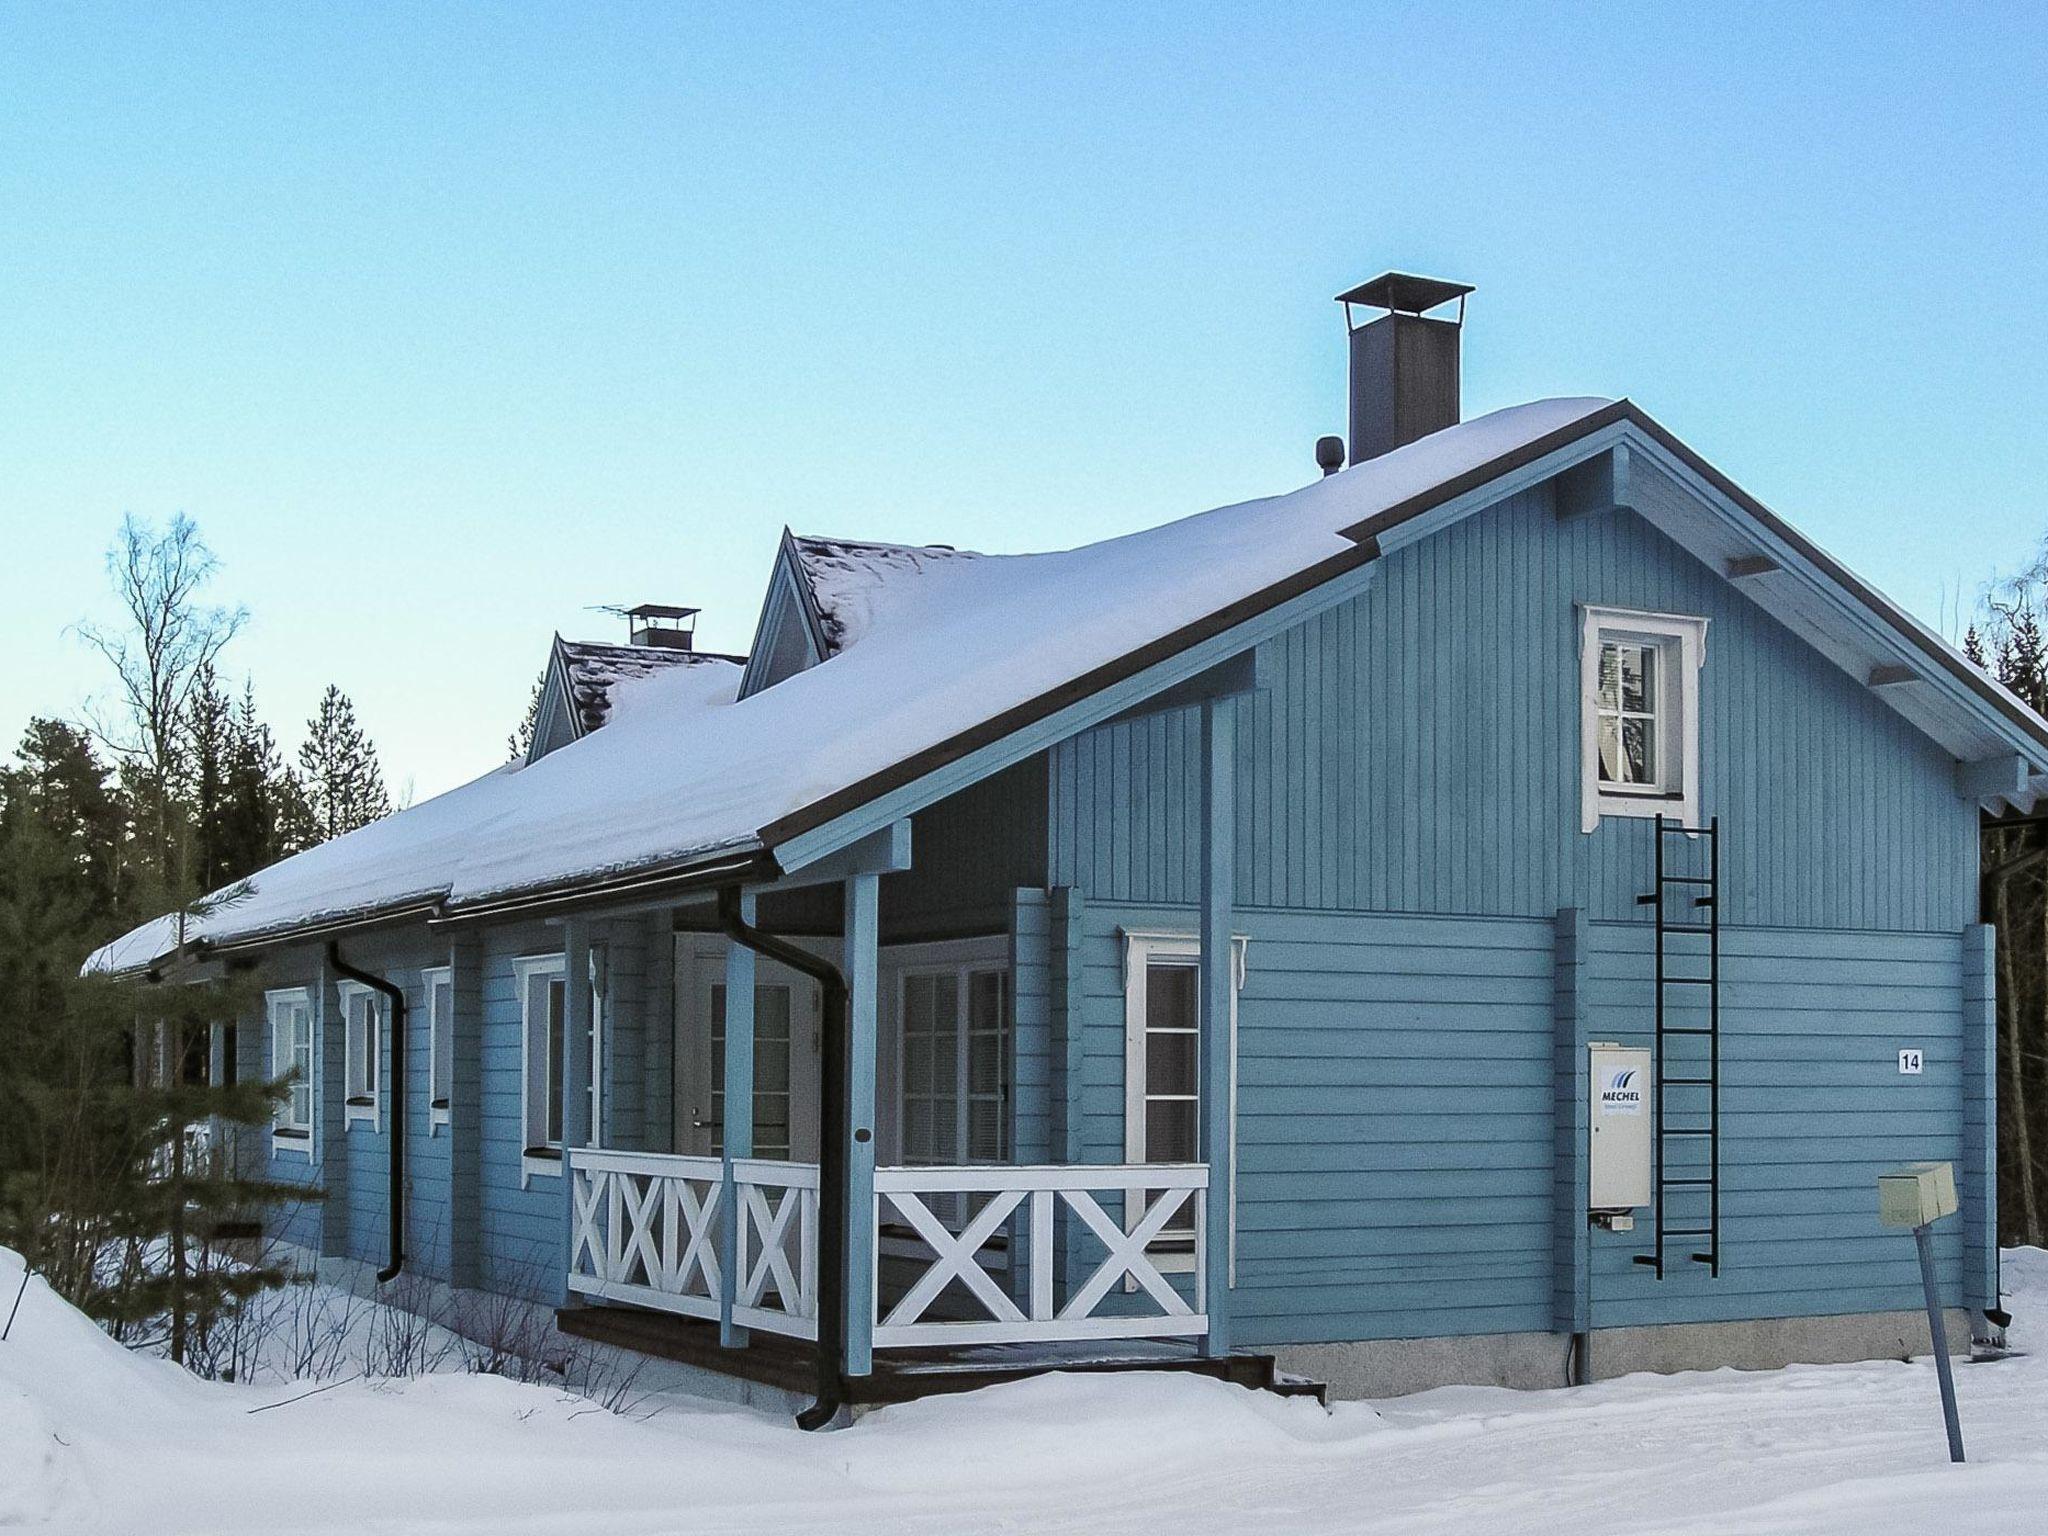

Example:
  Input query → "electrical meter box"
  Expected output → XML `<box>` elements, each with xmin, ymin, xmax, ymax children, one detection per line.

<box><xmin>1877</xmin><ymin>1161</ymin><xmax>1957</xmax><ymax>1229</ymax></box>
<box><xmin>1589</xmin><ymin>1043</ymin><xmax>1652</xmax><ymax>1211</ymax></box>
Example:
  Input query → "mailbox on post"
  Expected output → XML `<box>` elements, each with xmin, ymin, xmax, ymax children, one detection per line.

<box><xmin>1878</xmin><ymin>1160</ymin><xmax>1964</xmax><ymax>1463</ymax></box>
<box><xmin>1878</xmin><ymin>1162</ymin><xmax>1958</xmax><ymax>1231</ymax></box>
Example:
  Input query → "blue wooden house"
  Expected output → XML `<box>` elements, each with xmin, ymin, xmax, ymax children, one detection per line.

<box><xmin>98</xmin><ymin>273</ymin><xmax>2037</xmax><ymax>1421</ymax></box>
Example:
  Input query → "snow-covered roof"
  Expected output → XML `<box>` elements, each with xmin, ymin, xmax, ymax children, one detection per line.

<box><xmin>91</xmin><ymin>392</ymin><xmax>2047</xmax><ymax>977</ymax></box>
<box><xmin>554</xmin><ymin>640</ymin><xmax>742</xmax><ymax>735</ymax></box>
<box><xmin>789</xmin><ymin>536</ymin><xmax>986</xmax><ymax>655</ymax></box>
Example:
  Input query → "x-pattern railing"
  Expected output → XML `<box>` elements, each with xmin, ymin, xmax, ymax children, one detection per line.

<box><xmin>732</xmin><ymin>1158</ymin><xmax>820</xmax><ymax>1340</ymax></box>
<box><xmin>567</xmin><ymin>1150</ymin><xmax>819</xmax><ymax>1341</ymax></box>
<box><xmin>568</xmin><ymin>1150</ymin><xmax>724</xmax><ymax>1321</ymax></box>
<box><xmin>873</xmin><ymin>1163</ymin><xmax>1208</xmax><ymax>1348</ymax></box>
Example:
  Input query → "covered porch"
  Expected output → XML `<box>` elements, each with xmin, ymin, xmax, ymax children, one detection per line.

<box><xmin>539</xmin><ymin>683</ymin><xmax>1250</xmax><ymax>1410</ymax></box>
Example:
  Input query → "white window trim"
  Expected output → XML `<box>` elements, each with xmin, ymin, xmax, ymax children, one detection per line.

<box><xmin>514</xmin><ymin>953</ymin><xmax>567</xmax><ymax>1182</ymax></box>
<box><xmin>882</xmin><ymin>935</ymin><xmax>1012</xmax><ymax>1170</ymax></box>
<box><xmin>422</xmin><ymin>965</ymin><xmax>453</xmax><ymax>1133</ymax></box>
<box><xmin>515</xmin><ymin>952</ymin><xmax>603</xmax><ymax>1184</ymax></box>
<box><xmin>336</xmin><ymin>980</ymin><xmax>383</xmax><ymax>1131</ymax></box>
<box><xmin>1120</xmin><ymin>929</ymin><xmax>1246</xmax><ymax>1280</ymax></box>
<box><xmin>1579</xmin><ymin>605</ymin><xmax>1708</xmax><ymax>833</ymax></box>
<box><xmin>266</xmin><ymin>986</ymin><xmax>315</xmax><ymax>1158</ymax></box>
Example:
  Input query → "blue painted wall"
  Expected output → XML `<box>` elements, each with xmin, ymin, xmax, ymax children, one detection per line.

<box><xmin>1049</xmin><ymin>483</ymin><xmax>1978</xmax><ymax>932</ymax></box>
<box><xmin>248</xmin><ymin>461</ymin><xmax>1994</xmax><ymax>1362</ymax></box>
<box><xmin>1042</xmin><ymin>473</ymin><xmax>1991</xmax><ymax>1348</ymax></box>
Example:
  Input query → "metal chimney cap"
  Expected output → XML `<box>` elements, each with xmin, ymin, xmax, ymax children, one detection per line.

<box><xmin>1335</xmin><ymin>272</ymin><xmax>1474</xmax><ymax>316</ymax></box>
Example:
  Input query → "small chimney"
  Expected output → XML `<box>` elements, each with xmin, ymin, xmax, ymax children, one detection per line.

<box><xmin>625</xmin><ymin>603</ymin><xmax>698</xmax><ymax>650</ymax></box>
<box><xmin>1335</xmin><ymin>272</ymin><xmax>1473</xmax><ymax>465</ymax></box>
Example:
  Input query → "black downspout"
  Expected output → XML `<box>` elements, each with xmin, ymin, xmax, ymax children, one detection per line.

<box><xmin>717</xmin><ymin>886</ymin><xmax>850</xmax><ymax>1431</ymax></box>
<box><xmin>329</xmin><ymin>942</ymin><xmax>407</xmax><ymax>1285</ymax></box>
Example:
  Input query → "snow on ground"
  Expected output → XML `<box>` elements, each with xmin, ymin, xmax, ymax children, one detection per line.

<box><xmin>3</xmin><ymin>1245</ymin><xmax>2046</xmax><ymax>1535</ymax></box>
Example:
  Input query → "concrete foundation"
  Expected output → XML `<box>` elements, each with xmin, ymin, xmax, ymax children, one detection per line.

<box><xmin>1275</xmin><ymin>1307</ymin><xmax>1977</xmax><ymax>1401</ymax></box>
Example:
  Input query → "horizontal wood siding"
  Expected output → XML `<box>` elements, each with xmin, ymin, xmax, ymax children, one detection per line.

<box><xmin>479</xmin><ymin>921</ymin><xmax>572</xmax><ymax>1299</ymax></box>
<box><xmin>1072</xmin><ymin>903</ymin><xmax>1972</xmax><ymax>1345</ymax></box>
<box><xmin>1078</xmin><ymin>903</ymin><xmax>1561</xmax><ymax>1345</ymax></box>
<box><xmin>1583</xmin><ymin>921</ymin><xmax>1966</xmax><ymax>1327</ymax></box>
<box><xmin>1049</xmin><ymin>483</ymin><xmax>1977</xmax><ymax>931</ymax></box>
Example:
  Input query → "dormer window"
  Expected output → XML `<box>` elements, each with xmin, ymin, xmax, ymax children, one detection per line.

<box><xmin>1580</xmin><ymin>606</ymin><xmax>1707</xmax><ymax>831</ymax></box>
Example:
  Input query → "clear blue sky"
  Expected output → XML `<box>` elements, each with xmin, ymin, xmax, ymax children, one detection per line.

<box><xmin>4</xmin><ymin>3</ymin><xmax>2044</xmax><ymax>800</ymax></box>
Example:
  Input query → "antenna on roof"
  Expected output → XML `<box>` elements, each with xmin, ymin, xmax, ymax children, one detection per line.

<box><xmin>595</xmin><ymin>603</ymin><xmax>701</xmax><ymax>650</ymax></box>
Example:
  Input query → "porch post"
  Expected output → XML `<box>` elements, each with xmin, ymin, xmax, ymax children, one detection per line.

<box><xmin>1199</xmin><ymin>695</ymin><xmax>1235</xmax><ymax>1356</ymax></box>
<box><xmin>843</xmin><ymin>871</ymin><xmax>880</xmax><ymax>1378</ymax></box>
<box><xmin>720</xmin><ymin>894</ymin><xmax>757</xmax><ymax>1348</ymax></box>
<box><xmin>560</xmin><ymin>917</ymin><xmax>592</xmax><ymax>1307</ymax></box>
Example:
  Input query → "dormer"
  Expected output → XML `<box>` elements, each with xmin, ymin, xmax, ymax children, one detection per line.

<box><xmin>525</xmin><ymin>608</ymin><xmax>744</xmax><ymax>765</ymax></box>
<box><xmin>738</xmin><ymin>530</ymin><xmax>832</xmax><ymax>700</ymax></box>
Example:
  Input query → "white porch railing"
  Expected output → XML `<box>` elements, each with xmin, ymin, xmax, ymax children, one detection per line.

<box><xmin>566</xmin><ymin>1150</ymin><xmax>819</xmax><ymax>1341</ymax></box>
<box><xmin>872</xmin><ymin>1163</ymin><xmax>1208</xmax><ymax>1349</ymax></box>
<box><xmin>731</xmin><ymin>1157</ymin><xmax>820</xmax><ymax>1340</ymax></box>
<box><xmin>570</xmin><ymin>1153</ymin><xmax>1206</xmax><ymax>1352</ymax></box>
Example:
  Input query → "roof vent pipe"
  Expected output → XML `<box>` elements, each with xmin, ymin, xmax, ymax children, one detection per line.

<box><xmin>1314</xmin><ymin>436</ymin><xmax>1345</xmax><ymax>477</ymax></box>
<box><xmin>1336</xmin><ymin>272</ymin><xmax>1474</xmax><ymax>465</ymax></box>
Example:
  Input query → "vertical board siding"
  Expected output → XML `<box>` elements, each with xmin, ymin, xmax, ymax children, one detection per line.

<box><xmin>881</xmin><ymin>756</ymin><xmax>1049</xmax><ymax>940</ymax></box>
<box><xmin>597</xmin><ymin>917</ymin><xmax>648</xmax><ymax>1151</ymax></box>
<box><xmin>1960</xmin><ymin>924</ymin><xmax>1998</xmax><ymax>1312</ymax></box>
<box><xmin>639</xmin><ymin>911</ymin><xmax>676</xmax><ymax>1155</ymax></box>
<box><xmin>1049</xmin><ymin>484</ymin><xmax>1977</xmax><ymax>932</ymax></box>
<box><xmin>1011</xmin><ymin>889</ymin><xmax>1053</xmax><ymax>1164</ymax></box>
<box><xmin>1583</xmin><ymin>921</ymin><xmax>1965</xmax><ymax>1327</ymax></box>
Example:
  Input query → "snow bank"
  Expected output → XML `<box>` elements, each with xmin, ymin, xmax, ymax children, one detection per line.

<box><xmin>9</xmin><ymin>1242</ymin><xmax>2047</xmax><ymax>1534</ymax></box>
<box><xmin>90</xmin><ymin>399</ymin><xmax>1613</xmax><ymax>973</ymax></box>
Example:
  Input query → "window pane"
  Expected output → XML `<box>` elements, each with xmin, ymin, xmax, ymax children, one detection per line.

<box><xmin>1619</xmin><ymin>643</ymin><xmax>1654</xmax><ymax>712</ymax></box>
<box><xmin>1597</xmin><ymin>715</ymin><xmax>1622</xmax><ymax>783</ymax></box>
<box><xmin>967</xmin><ymin>1099</ymin><xmax>1000</xmax><ymax>1161</ymax></box>
<box><xmin>1145</xmin><ymin>1099</ymin><xmax>1198</xmax><ymax>1162</ymax></box>
<box><xmin>432</xmin><ymin>979</ymin><xmax>454</xmax><ymax>1106</ymax></box>
<box><xmin>968</xmin><ymin>970</ymin><xmax>1004</xmax><ymax>1032</ymax></box>
<box><xmin>1621</xmin><ymin>716</ymin><xmax>1655</xmax><ymax>785</ymax></box>
<box><xmin>1598</xmin><ymin>642</ymin><xmax>1621</xmax><ymax>708</ymax></box>
<box><xmin>1146</xmin><ymin>964</ymin><xmax>1198</xmax><ymax>1032</ymax></box>
<box><xmin>1147</xmin><ymin>1030</ymin><xmax>1198</xmax><ymax>1097</ymax></box>
<box><xmin>546</xmin><ymin>978</ymin><xmax>565</xmax><ymax>1144</ymax></box>
<box><xmin>904</xmin><ymin>1101</ymin><xmax>935</xmax><ymax>1163</ymax></box>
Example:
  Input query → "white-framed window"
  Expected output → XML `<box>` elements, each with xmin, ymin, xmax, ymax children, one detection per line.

<box><xmin>515</xmin><ymin>952</ymin><xmax>602</xmax><ymax>1179</ymax></box>
<box><xmin>423</xmin><ymin>966</ymin><xmax>454</xmax><ymax>1132</ymax></box>
<box><xmin>266</xmin><ymin>987</ymin><xmax>314</xmax><ymax>1153</ymax></box>
<box><xmin>1121</xmin><ymin>930</ymin><xmax>1246</xmax><ymax>1275</ymax></box>
<box><xmin>338</xmin><ymin>982</ymin><xmax>382</xmax><ymax>1130</ymax></box>
<box><xmin>897</xmin><ymin>963</ymin><xmax>1010</xmax><ymax>1169</ymax></box>
<box><xmin>1579</xmin><ymin>605</ymin><xmax>1708</xmax><ymax>832</ymax></box>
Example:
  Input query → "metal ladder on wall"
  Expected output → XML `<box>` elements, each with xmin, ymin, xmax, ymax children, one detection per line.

<box><xmin>1633</xmin><ymin>814</ymin><xmax>1721</xmax><ymax>1279</ymax></box>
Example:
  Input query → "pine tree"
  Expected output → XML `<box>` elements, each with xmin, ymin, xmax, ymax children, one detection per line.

<box><xmin>6</xmin><ymin>718</ymin><xmax>126</xmax><ymax>922</ymax></box>
<box><xmin>508</xmin><ymin>673</ymin><xmax>544</xmax><ymax>760</ymax></box>
<box><xmin>182</xmin><ymin>661</ymin><xmax>236</xmax><ymax>891</ymax></box>
<box><xmin>214</xmin><ymin>682</ymin><xmax>314</xmax><ymax>878</ymax></box>
<box><xmin>297</xmin><ymin>685</ymin><xmax>391</xmax><ymax>842</ymax></box>
<box><xmin>2000</xmin><ymin>610</ymin><xmax>2048</xmax><ymax>714</ymax></box>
